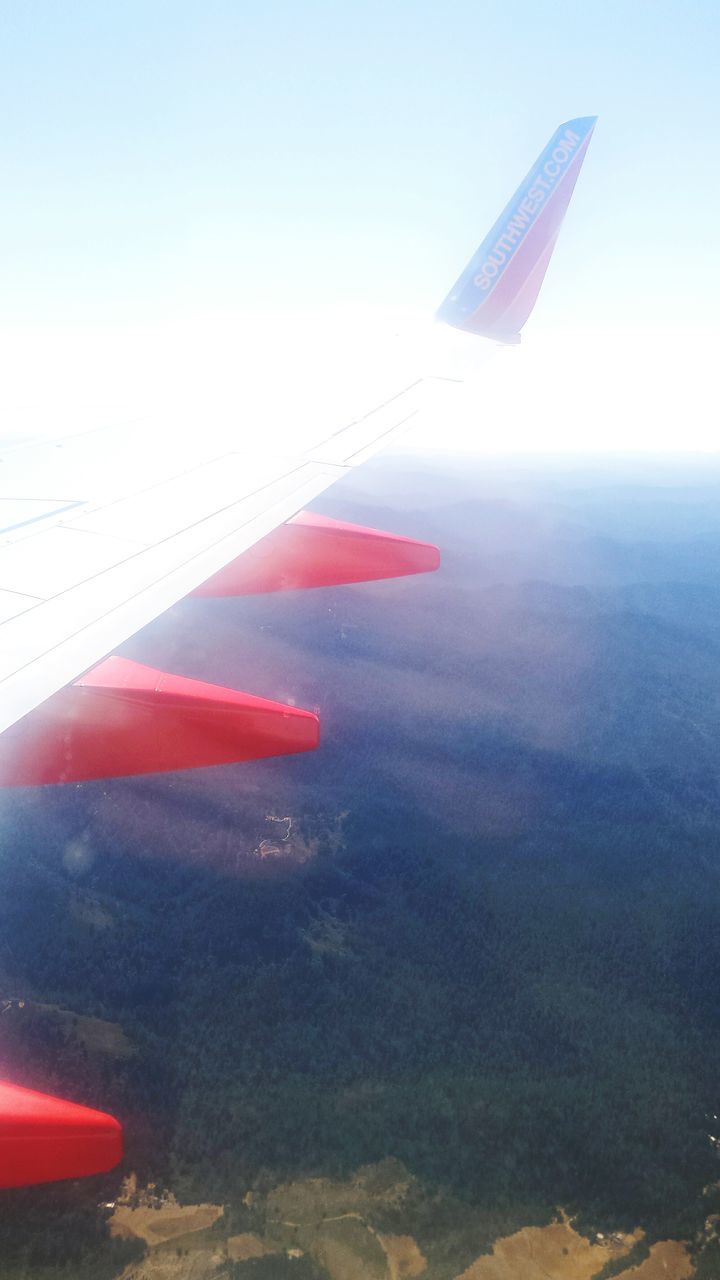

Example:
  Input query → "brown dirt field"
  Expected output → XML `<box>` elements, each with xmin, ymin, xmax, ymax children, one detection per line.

<box><xmin>118</xmin><ymin>1249</ymin><xmax>226</xmax><ymax>1280</ymax></box>
<box><xmin>110</xmin><ymin>1202</ymin><xmax>223</xmax><ymax>1245</ymax></box>
<box><xmin>620</xmin><ymin>1240</ymin><xmax>693</xmax><ymax>1278</ymax></box>
<box><xmin>378</xmin><ymin>1232</ymin><xmax>427</xmax><ymax>1278</ymax></box>
<box><xmin>455</xmin><ymin>1218</ymin><xmax>640</xmax><ymax>1280</ymax></box>
<box><xmin>227</xmin><ymin>1232</ymin><xmax>276</xmax><ymax>1261</ymax></box>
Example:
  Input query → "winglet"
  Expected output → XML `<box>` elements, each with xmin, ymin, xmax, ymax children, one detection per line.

<box><xmin>437</xmin><ymin>116</ymin><xmax>597</xmax><ymax>342</ymax></box>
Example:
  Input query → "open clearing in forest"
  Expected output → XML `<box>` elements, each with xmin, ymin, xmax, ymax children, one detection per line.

<box><xmin>378</xmin><ymin>1232</ymin><xmax>427</xmax><ymax>1278</ymax></box>
<box><xmin>456</xmin><ymin>1218</ymin><xmax>644</xmax><ymax>1280</ymax></box>
<box><xmin>227</xmin><ymin>1232</ymin><xmax>277</xmax><ymax>1261</ymax></box>
<box><xmin>110</xmin><ymin>1201</ymin><xmax>223</xmax><ymax>1245</ymax></box>
<box><xmin>28</xmin><ymin>1001</ymin><xmax>134</xmax><ymax>1057</ymax></box>
<box><xmin>619</xmin><ymin>1240</ymin><xmax>693</xmax><ymax>1279</ymax></box>
<box><xmin>454</xmin><ymin>1219</ymin><xmax>695</xmax><ymax>1280</ymax></box>
<box><xmin>111</xmin><ymin>1170</ymin><xmax>697</xmax><ymax>1279</ymax></box>
<box><xmin>118</xmin><ymin>1249</ymin><xmax>225</xmax><ymax>1280</ymax></box>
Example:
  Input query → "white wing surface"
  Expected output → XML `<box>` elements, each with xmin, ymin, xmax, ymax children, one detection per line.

<box><xmin>0</xmin><ymin>377</ymin><xmax>433</xmax><ymax>736</ymax></box>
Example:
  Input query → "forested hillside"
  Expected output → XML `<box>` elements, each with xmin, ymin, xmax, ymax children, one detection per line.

<box><xmin>3</xmin><ymin>455</ymin><xmax>720</xmax><ymax>1278</ymax></box>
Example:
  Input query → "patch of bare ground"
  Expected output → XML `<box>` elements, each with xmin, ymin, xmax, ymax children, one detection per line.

<box><xmin>378</xmin><ymin>1232</ymin><xmax>427</xmax><ymax>1278</ymax></box>
<box><xmin>111</xmin><ymin>1168</ymin><xmax>694</xmax><ymax>1280</ymax></box>
<box><xmin>265</xmin><ymin>1157</ymin><xmax>411</xmax><ymax>1225</ymax></box>
<box><xmin>110</xmin><ymin>1198</ymin><xmax>223</xmax><ymax>1246</ymax></box>
<box><xmin>455</xmin><ymin>1216</ymin><xmax>643</xmax><ymax>1280</ymax></box>
<box><xmin>264</xmin><ymin>1162</ymin><xmax>419</xmax><ymax>1279</ymax></box>
<box><xmin>118</xmin><ymin>1248</ymin><xmax>227</xmax><ymax>1280</ymax></box>
<box><xmin>617</xmin><ymin>1240</ymin><xmax>693</xmax><ymax>1278</ymax></box>
<box><xmin>227</xmin><ymin>1232</ymin><xmax>278</xmax><ymax>1261</ymax></box>
<box><xmin>251</xmin><ymin>811</ymin><xmax>347</xmax><ymax>865</ymax></box>
<box><xmin>311</xmin><ymin>1216</ymin><xmax>389</xmax><ymax>1280</ymax></box>
<box><xmin>30</xmin><ymin>1001</ymin><xmax>134</xmax><ymax>1057</ymax></box>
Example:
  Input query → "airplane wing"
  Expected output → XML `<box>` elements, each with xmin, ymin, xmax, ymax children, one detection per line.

<box><xmin>0</xmin><ymin>115</ymin><xmax>596</xmax><ymax>1188</ymax></box>
<box><xmin>0</xmin><ymin>116</ymin><xmax>596</xmax><ymax>766</ymax></box>
<box><xmin>0</xmin><ymin>382</ymin><xmax>440</xmax><ymax>781</ymax></box>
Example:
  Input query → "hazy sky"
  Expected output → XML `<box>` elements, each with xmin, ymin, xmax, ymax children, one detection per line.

<box><xmin>1</xmin><ymin>1</ymin><xmax>717</xmax><ymax>451</ymax></box>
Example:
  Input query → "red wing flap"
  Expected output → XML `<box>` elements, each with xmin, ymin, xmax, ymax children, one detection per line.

<box><xmin>191</xmin><ymin>512</ymin><xmax>440</xmax><ymax>596</ymax></box>
<box><xmin>0</xmin><ymin>657</ymin><xmax>320</xmax><ymax>786</ymax></box>
<box><xmin>0</xmin><ymin>1080</ymin><xmax>123</xmax><ymax>1188</ymax></box>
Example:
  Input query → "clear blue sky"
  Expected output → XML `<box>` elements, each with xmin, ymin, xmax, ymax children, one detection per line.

<box><xmin>1</xmin><ymin>1</ymin><xmax>718</xmax><ymax>449</ymax></box>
